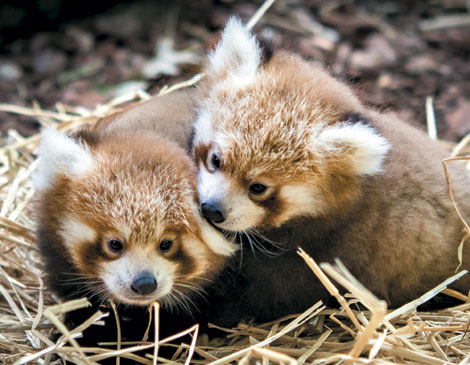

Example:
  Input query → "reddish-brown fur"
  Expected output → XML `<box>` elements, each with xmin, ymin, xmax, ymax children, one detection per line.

<box><xmin>190</xmin><ymin>20</ymin><xmax>470</xmax><ymax>325</ymax></box>
<box><xmin>35</xmin><ymin>90</ymin><xmax>232</xmax><ymax>309</ymax></box>
<box><xmin>196</xmin><ymin>53</ymin><xmax>374</xmax><ymax>224</ymax></box>
<box><xmin>91</xmin><ymin>89</ymin><xmax>196</xmax><ymax>149</ymax></box>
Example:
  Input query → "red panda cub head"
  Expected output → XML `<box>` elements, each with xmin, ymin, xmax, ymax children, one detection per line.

<box><xmin>34</xmin><ymin>129</ymin><xmax>236</xmax><ymax>307</ymax></box>
<box><xmin>193</xmin><ymin>18</ymin><xmax>390</xmax><ymax>232</ymax></box>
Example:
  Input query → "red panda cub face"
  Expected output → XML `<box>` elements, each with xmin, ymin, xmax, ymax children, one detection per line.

<box><xmin>193</xmin><ymin>18</ymin><xmax>390</xmax><ymax>232</ymax></box>
<box><xmin>34</xmin><ymin>129</ymin><xmax>236</xmax><ymax>307</ymax></box>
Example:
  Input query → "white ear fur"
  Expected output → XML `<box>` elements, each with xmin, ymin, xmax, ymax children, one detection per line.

<box><xmin>33</xmin><ymin>128</ymin><xmax>95</xmax><ymax>191</ymax></box>
<box><xmin>317</xmin><ymin>123</ymin><xmax>390</xmax><ymax>175</ymax></box>
<box><xmin>193</xmin><ymin>107</ymin><xmax>214</xmax><ymax>146</ymax></box>
<box><xmin>208</xmin><ymin>17</ymin><xmax>260</xmax><ymax>82</ymax></box>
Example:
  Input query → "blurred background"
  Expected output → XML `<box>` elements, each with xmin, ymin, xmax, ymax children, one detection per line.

<box><xmin>0</xmin><ymin>0</ymin><xmax>469</xmax><ymax>140</ymax></box>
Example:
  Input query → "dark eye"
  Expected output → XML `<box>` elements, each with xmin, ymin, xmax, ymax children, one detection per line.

<box><xmin>249</xmin><ymin>183</ymin><xmax>267</xmax><ymax>195</ymax></box>
<box><xmin>211</xmin><ymin>152</ymin><xmax>221</xmax><ymax>170</ymax></box>
<box><xmin>107</xmin><ymin>239</ymin><xmax>123</xmax><ymax>253</ymax></box>
<box><xmin>159</xmin><ymin>239</ymin><xmax>173</xmax><ymax>252</ymax></box>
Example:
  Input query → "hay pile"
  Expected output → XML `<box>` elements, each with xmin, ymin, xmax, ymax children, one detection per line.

<box><xmin>0</xmin><ymin>81</ymin><xmax>469</xmax><ymax>365</ymax></box>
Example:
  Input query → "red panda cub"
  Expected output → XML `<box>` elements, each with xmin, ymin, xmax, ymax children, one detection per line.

<box><xmin>33</xmin><ymin>90</ymin><xmax>237</xmax><ymax>312</ymax></box>
<box><xmin>192</xmin><ymin>18</ymin><xmax>470</xmax><ymax>325</ymax></box>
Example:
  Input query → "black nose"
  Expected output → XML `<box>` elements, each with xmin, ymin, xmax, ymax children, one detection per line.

<box><xmin>131</xmin><ymin>273</ymin><xmax>157</xmax><ymax>296</ymax></box>
<box><xmin>201</xmin><ymin>202</ymin><xmax>225</xmax><ymax>223</ymax></box>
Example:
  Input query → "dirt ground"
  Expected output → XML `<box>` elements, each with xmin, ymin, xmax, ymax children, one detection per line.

<box><xmin>0</xmin><ymin>0</ymin><xmax>469</xmax><ymax>141</ymax></box>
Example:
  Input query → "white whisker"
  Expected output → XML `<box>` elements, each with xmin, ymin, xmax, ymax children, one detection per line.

<box><xmin>244</xmin><ymin>228</ymin><xmax>285</xmax><ymax>257</ymax></box>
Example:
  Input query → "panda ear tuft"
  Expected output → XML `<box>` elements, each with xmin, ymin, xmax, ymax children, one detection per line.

<box><xmin>33</xmin><ymin>128</ymin><xmax>95</xmax><ymax>191</ymax></box>
<box><xmin>207</xmin><ymin>17</ymin><xmax>261</xmax><ymax>82</ymax></box>
<box><xmin>316</xmin><ymin>119</ymin><xmax>390</xmax><ymax>176</ymax></box>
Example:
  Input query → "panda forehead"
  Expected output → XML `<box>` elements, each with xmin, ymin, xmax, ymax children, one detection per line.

<box><xmin>72</xmin><ymin>168</ymin><xmax>194</xmax><ymax>232</ymax></box>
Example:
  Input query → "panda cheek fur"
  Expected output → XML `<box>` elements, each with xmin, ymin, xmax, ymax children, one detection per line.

<box><xmin>321</xmin><ymin>170</ymin><xmax>362</xmax><ymax>214</ymax></box>
<box><xmin>75</xmin><ymin>240</ymin><xmax>110</xmax><ymax>278</ymax></box>
<box><xmin>193</xmin><ymin>142</ymin><xmax>212</xmax><ymax>170</ymax></box>
<box><xmin>255</xmin><ymin>192</ymin><xmax>284</xmax><ymax>228</ymax></box>
<box><xmin>160</xmin><ymin>236</ymin><xmax>195</xmax><ymax>278</ymax></box>
<box><xmin>172</xmin><ymin>246</ymin><xmax>197</xmax><ymax>278</ymax></box>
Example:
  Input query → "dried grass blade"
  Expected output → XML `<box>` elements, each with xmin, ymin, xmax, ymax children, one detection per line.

<box><xmin>87</xmin><ymin>343</ymin><xmax>155</xmax><ymax>362</ymax></box>
<box><xmin>442</xmin><ymin>156</ymin><xmax>470</xmax><ymax>237</ymax></box>
<box><xmin>442</xmin><ymin>288</ymin><xmax>468</xmax><ymax>302</ymax></box>
<box><xmin>452</xmin><ymin>134</ymin><xmax>470</xmax><ymax>157</ymax></box>
<box><xmin>110</xmin><ymin>301</ymin><xmax>121</xmax><ymax>365</ymax></box>
<box><xmin>348</xmin><ymin>304</ymin><xmax>386</xmax><ymax>359</ymax></box>
<box><xmin>153</xmin><ymin>302</ymin><xmax>160</xmax><ymax>365</ymax></box>
<box><xmin>209</xmin><ymin>301</ymin><xmax>324</xmax><ymax>365</ymax></box>
<box><xmin>385</xmin><ymin>270</ymin><xmax>468</xmax><ymax>322</ymax></box>
<box><xmin>45</xmin><ymin>307</ymin><xmax>91</xmax><ymax>365</ymax></box>
<box><xmin>184</xmin><ymin>324</ymin><xmax>199</xmax><ymax>365</ymax></box>
<box><xmin>368</xmin><ymin>329</ymin><xmax>387</xmax><ymax>360</ymax></box>
<box><xmin>379</xmin><ymin>340</ymin><xmax>448</xmax><ymax>365</ymax></box>
<box><xmin>250</xmin><ymin>347</ymin><xmax>298</xmax><ymax>364</ymax></box>
<box><xmin>426</xmin><ymin>96</ymin><xmax>437</xmax><ymax>140</ymax></box>
<box><xmin>297</xmin><ymin>328</ymin><xmax>332</xmax><ymax>364</ymax></box>
<box><xmin>297</xmin><ymin>247</ymin><xmax>363</xmax><ymax>331</ymax></box>
<box><xmin>245</xmin><ymin>0</ymin><xmax>276</xmax><ymax>30</ymax></box>
<box><xmin>0</xmin><ymin>104</ymin><xmax>74</xmax><ymax>122</ymax></box>
<box><xmin>0</xmin><ymin>283</ymin><xmax>26</xmax><ymax>323</ymax></box>
<box><xmin>317</xmin><ymin>261</ymin><xmax>388</xmax><ymax>360</ymax></box>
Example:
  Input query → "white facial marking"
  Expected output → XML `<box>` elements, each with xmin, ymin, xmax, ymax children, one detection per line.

<box><xmin>33</xmin><ymin>128</ymin><xmax>95</xmax><ymax>191</ymax></box>
<box><xmin>317</xmin><ymin>123</ymin><xmax>391</xmax><ymax>175</ymax></box>
<box><xmin>278</xmin><ymin>185</ymin><xmax>325</xmax><ymax>225</ymax></box>
<box><xmin>194</xmin><ymin>108</ymin><xmax>214</xmax><ymax>146</ymax></box>
<box><xmin>180</xmin><ymin>232</ymin><xmax>208</xmax><ymax>268</ymax></box>
<box><xmin>197</xmin><ymin>164</ymin><xmax>264</xmax><ymax>231</ymax></box>
<box><xmin>101</xmin><ymin>250</ymin><xmax>176</xmax><ymax>305</ymax></box>
<box><xmin>221</xmin><ymin>192</ymin><xmax>264</xmax><ymax>231</ymax></box>
<box><xmin>197</xmin><ymin>164</ymin><xmax>228</xmax><ymax>204</ymax></box>
<box><xmin>59</xmin><ymin>215</ymin><xmax>96</xmax><ymax>247</ymax></box>
<box><xmin>208</xmin><ymin>17</ymin><xmax>260</xmax><ymax>85</ymax></box>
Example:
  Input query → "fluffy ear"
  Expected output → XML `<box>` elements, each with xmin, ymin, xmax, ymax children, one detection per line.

<box><xmin>208</xmin><ymin>17</ymin><xmax>260</xmax><ymax>82</ymax></box>
<box><xmin>33</xmin><ymin>128</ymin><xmax>95</xmax><ymax>191</ymax></box>
<box><xmin>317</xmin><ymin>122</ymin><xmax>391</xmax><ymax>176</ymax></box>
